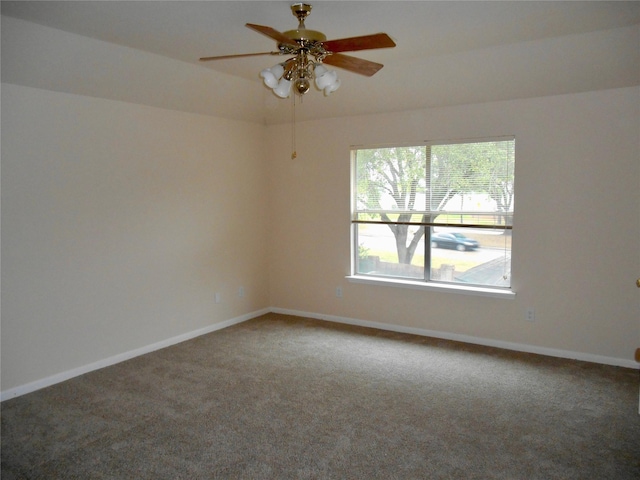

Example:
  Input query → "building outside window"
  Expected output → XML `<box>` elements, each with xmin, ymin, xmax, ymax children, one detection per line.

<box><xmin>351</xmin><ymin>137</ymin><xmax>515</xmax><ymax>290</ymax></box>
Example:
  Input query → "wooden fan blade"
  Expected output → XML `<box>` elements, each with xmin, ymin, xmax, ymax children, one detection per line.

<box><xmin>200</xmin><ymin>52</ymin><xmax>280</xmax><ymax>62</ymax></box>
<box><xmin>323</xmin><ymin>33</ymin><xmax>396</xmax><ymax>53</ymax></box>
<box><xmin>322</xmin><ymin>53</ymin><xmax>384</xmax><ymax>77</ymax></box>
<box><xmin>246</xmin><ymin>23</ymin><xmax>298</xmax><ymax>46</ymax></box>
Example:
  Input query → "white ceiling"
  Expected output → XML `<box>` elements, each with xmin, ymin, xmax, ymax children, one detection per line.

<box><xmin>2</xmin><ymin>1</ymin><xmax>639</xmax><ymax>124</ymax></box>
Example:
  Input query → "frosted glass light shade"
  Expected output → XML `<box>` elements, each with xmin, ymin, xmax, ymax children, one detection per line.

<box><xmin>324</xmin><ymin>78</ymin><xmax>341</xmax><ymax>95</ymax></box>
<box><xmin>314</xmin><ymin>64</ymin><xmax>328</xmax><ymax>79</ymax></box>
<box><xmin>273</xmin><ymin>78</ymin><xmax>292</xmax><ymax>98</ymax></box>
<box><xmin>260</xmin><ymin>64</ymin><xmax>285</xmax><ymax>89</ymax></box>
<box><xmin>270</xmin><ymin>64</ymin><xmax>285</xmax><ymax>79</ymax></box>
<box><xmin>315</xmin><ymin>68</ymin><xmax>338</xmax><ymax>90</ymax></box>
<box><xmin>260</xmin><ymin>69</ymin><xmax>279</xmax><ymax>89</ymax></box>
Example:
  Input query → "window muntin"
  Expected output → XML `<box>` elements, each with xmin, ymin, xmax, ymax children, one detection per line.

<box><xmin>352</xmin><ymin>138</ymin><xmax>514</xmax><ymax>289</ymax></box>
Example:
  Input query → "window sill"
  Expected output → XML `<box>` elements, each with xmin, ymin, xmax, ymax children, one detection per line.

<box><xmin>346</xmin><ymin>275</ymin><xmax>516</xmax><ymax>299</ymax></box>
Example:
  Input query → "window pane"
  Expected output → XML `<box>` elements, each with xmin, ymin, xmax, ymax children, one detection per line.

<box><xmin>356</xmin><ymin>223</ymin><xmax>424</xmax><ymax>279</ymax></box>
<box><xmin>430</xmin><ymin>227</ymin><xmax>511</xmax><ymax>286</ymax></box>
<box><xmin>352</xmin><ymin>138</ymin><xmax>514</xmax><ymax>290</ymax></box>
<box><xmin>430</xmin><ymin>141</ymin><xmax>514</xmax><ymax>216</ymax></box>
<box><xmin>355</xmin><ymin>147</ymin><xmax>427</xmax><ymax>213</ymax></box>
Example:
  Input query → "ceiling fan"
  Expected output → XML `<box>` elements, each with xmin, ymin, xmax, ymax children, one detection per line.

<box><xmin>199</xmin><ymin>3</ymin><xmax>396</xmax><ymax>98</ymax></box>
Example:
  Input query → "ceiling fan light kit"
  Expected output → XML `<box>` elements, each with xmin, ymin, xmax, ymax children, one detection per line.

<box><xmin>199</xmin><ymin>3</ymin><xmax>396</xmax><ymax>99</ymax></box>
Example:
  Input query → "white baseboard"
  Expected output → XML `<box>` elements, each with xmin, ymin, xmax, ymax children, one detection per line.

<box><xmin>3</xmin><ymin>305</ymin><xmax>637</xmax><ymax>402</ymax></box>
<box><xmin>271</xmin><ymin>307</ymin><xmax>640</xmax><ymax>370</ymax></box>
<box><xmin>0</xmin><ymin>308</ymin><xmax>270</xmax><ymax>402</ymax></box>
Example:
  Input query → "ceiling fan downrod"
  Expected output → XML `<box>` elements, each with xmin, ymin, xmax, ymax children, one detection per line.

<box><xmin>291</xmin><ymin>3</ymin><xmax>312</xmax><ymax>28</ymax></box>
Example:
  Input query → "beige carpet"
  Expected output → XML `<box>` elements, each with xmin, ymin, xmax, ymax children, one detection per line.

<box><xmin>2</xmin><ymin>312</ymin><xmax>639</xmax><ymax>479</ymax></box>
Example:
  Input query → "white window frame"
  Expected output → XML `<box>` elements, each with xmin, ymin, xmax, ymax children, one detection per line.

<box><xmin>348</xmin><ymin>137</ymin><xmax>516</xmax><ymax>299</ymax></box>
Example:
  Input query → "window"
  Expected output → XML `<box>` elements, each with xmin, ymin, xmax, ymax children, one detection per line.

<box><xmin>351</xmin><ymin>138</ymin><xmax>515</xmax><ymax>291</ymax></box>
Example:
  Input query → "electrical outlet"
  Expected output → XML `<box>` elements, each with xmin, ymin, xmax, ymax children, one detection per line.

<box><xmin>336</xmin><ymin>286</ymin><xmax>343</xmax><ymax>298</ymax></box>
<box><xmin>525</xmin><ymin>307</ymin><xmax>535</xmax><ymax>322</ymax></box>
<box><xmin>239</xmin><ymin>286</ymin><xmax>245</xmax><ymax>298</ymax></box>
<box><xmin>215</xmin><ymin>292</ymin><xmax>221</xmax><ymax>304</ymax></box>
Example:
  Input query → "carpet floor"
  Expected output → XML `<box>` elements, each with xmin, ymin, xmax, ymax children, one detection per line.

<box><xmin>2</xmin><ymin>312</ymin><xmax>639</xmax><ymax>479</ymax></box>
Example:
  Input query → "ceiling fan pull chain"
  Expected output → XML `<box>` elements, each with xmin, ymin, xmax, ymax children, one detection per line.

<box><xmin>291</xmin><ymin>93</ymin><xmax>297</xmax><ymax>159</ymax></box>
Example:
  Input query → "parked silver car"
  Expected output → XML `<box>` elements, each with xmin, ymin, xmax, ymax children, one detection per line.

<box><xmin>431</xmin><ymin>232</ymin><xmax>480</xmax><ymax>251</ymax></box>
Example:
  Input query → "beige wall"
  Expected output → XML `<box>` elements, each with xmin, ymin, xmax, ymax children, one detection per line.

<box><xmin>1</xmin><ymin>84</ymin><xmax>270</xmax><ymax>393</ymax></box>
<box><xmin>268</xmin><ymin>87</ymin><xmax>640</xmax><ymax>364</ymax></box>
<box><xmin>2</xmin><ymin>83</ymin><xmax>639</xmax><ymax>397</ymax></box>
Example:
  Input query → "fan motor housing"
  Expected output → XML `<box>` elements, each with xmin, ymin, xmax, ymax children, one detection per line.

<box><xmin>283</xmin><ymin>28</ymin><xmax>326</xmax><ymax>43</ymax></box>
